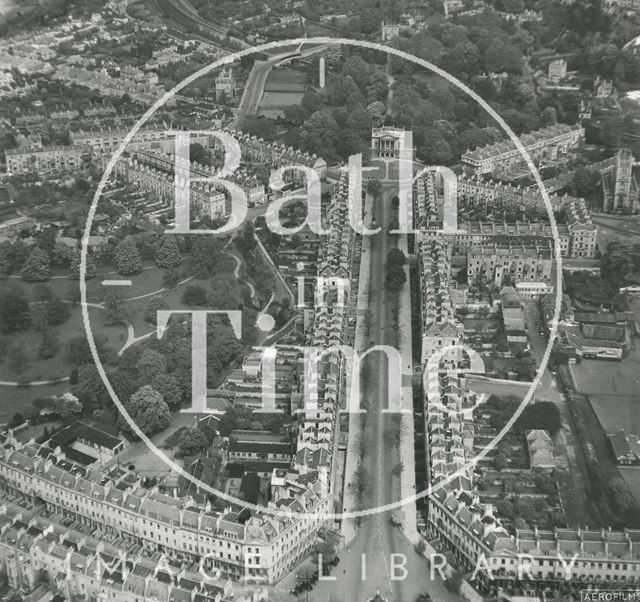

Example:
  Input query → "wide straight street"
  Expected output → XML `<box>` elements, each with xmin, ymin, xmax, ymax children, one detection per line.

<box><xmin>308</xmin><ymin>186</ymin><xmax>461</xmax><ymax>602</ymax></box>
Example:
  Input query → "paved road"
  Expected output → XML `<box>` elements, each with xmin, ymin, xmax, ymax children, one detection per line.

<box><xmin>231</xmin><ymin>59</ymin><xmax>273</xmax><ymax>128</ymax></box>
<box><xmin>309</xmin><ymin>189</ymin><xmax>461</xmax><ymax>602</ymax></box>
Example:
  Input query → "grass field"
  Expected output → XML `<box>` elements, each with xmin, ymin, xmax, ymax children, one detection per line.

<box><xmin>0</xmin><ymin>263</ymin><xmax>198</xmax><ymax>421</ymax></box>
<box><xmin>0</xmin><ymin>382</ymin><xmax>68</xmax><ymax>424</ymax></box>
<box><xmin>0</xmin><ymin>304</ymin><xmax>127</xmax><ymax>383</ymax></box>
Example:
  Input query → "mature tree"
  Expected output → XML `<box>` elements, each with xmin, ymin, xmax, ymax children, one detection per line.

<box><xmin>38</xmin><ymin>328</ymin><xmax>59</xmax><ymax>359</ymax></box>
<box><xmin>133</xmin><ymin>231</ymin><xmax>159</xmax><ymax>261</ymax></box>
<box><xmin>609</xmin><ymin>477</ymin><xmax>640</xmax><ymax>518</ymax></box>
<box><xmin>207</xmin><ymin>317</ymin><xmax>243</xmax><ymax>365</ymax></box>
<box><xmin>366</xmin><ymin>179</ymin><xmax>382</xmax><ymax>197</ymax></box>
<box><xmin>417</xmin><ymin>131</ymin><xmax>454</xmax><ymax>164</ymax></box>
<box><xmin>120</xmin><ymin>385</ymin><xmax>170</xmax><ymax>438</ymax></box>
<box><xmin>72</xmin><ymin>364</ymin><xmax>110</xmax><ymax>411</ymax></box>
<box><xmin>190</xmin><ymin>236</ymin><xmax>229</xmax><ymax>278</ymax></box>
<box><xmin>182</xmin><ymin>284</ymin><xmax>209</xmax><ymax>306</ymax></box>
<box><xmin>345</xmin><ymin>107</ymin><xmax>372</xmax><ymax>138</ymax></box>
<box><xmin>483</xmin><ymin>39</ymin><xmax>523</xmax><ymax>74</ymax></box>
<box><xmin>387</xmin><ymin>248</ymin><xmax>406</xmax><ymax>267</ymax></box>
<box><xmin>299</xmin><ymin>111</ymin><xmax>339</xmax><ymax>161</ymax></box>
<box><xmin>311</xmin><ymin>540</ymin><xmax>337</xmax><ymax>567</ymax></box>
<box><xmin>385</xmin><ymin>269</ymin><xmax>407</xmax><ymax>291</ymax></box>
<box><xmin>540</xmin><ymin>106</ymin><xmax>558</xmax><ymax>127</ymax></box>
<box><xmin>235</xmin><ymin>222</ymin><xmax>256</xmax><ymax>255</ymax></box>
<box><xmin>301</xmin><ymin>90</ymin><xmax>322</xmax><ymax>115</ymax></box>
<box><xmin>102</xmin><ymin>289</ymin><xmax>133</xmax><ymax>326</ymax></box>
<box><xmin>53</xmin><ymin>392</ymin><xmax>82</xmax><ymax>421</ymax></box>
<box><xmin>219</xmin><ymin>405</ymin><xmax>256</xmax><ymax>436</ymax></box>
<box><xmin>596</xmin><ymin>115</ymin><xmax>626</xmax><ymax>148</ymax></box>
<box><xmin>283</xmin><ymin>104</ymin><xmax>307</xmax><ymax>127</ymax></box>
<box><xmin>365</xmin><ymin>70</ymin><xmax>389</xmax><ymax>103</ymax></box>
<box><xmin>66</xmin><ymin>334</ymin><xmax>108</xmax><ymax>366</ymax></box>
<box><xmin>21</xmin><ymin>247</ymin><xmax>51</xmax><ymax>282</ymax></box>
<box><xmin>0</xmin><ymin>287</ymin><xmax>30</xmax><ymax>334</ymax></box>
<box><xmin>50</xmin><ymin>242</ymin><xmax>73</xmax><ymax>268</ymax></box>
<box><xmin>177</xmin><ymin>428</ymin><xmax>209</xmax><ymax>457</ymax></box>
<box><xmin>189</xmin><ymin>142</ymin><xmax>209</xmax><ymax>166</ymax></box>
<box><xmin>8</xmin><ymin>344</ymin><xmax>30</xmax><ymax>375</ymax></box>
<box><xmin>144</xmin><ymin>296</ymin><xmax>169</xmax><ymax>325</ymax></box>
<box><xmin>45</xmin><ymin>297</ymin><xmax>71</xmax><ymax>326</ymax></box>
<box><xmin>445</xmin><ymin>570</ymin><xmax>463</xmax><ymax>594</ymax></box>
<box><xmin>30</xmin><ymin>302</ymin><xmax>50</xmax><ymax>333</ymax></box>
<box><xmin>208</xmin><ymin>280</ymin><xmax>241</xmax><ymax>309</ymax></box>
<box><xmin>238</xmin><ymin>115</ymin><xmax>277</xmax><ymax>141</ymax></box>
<box><xmin>162</xmin><ymin>267</ymin><xmax>180</xmax><ymax>288</ymax></box>
<box><xmin>8</xmin><ymin>413</ymin><xmax>24</xmax><ymax>428</ymax></box>
<box><xmin>366</xmin><ymin>100</ymin><xmax>386</xmax><ymax>126</ymax></box>
<box><xmin>152</xmin><ymin>373</ymin><xmax>183</xmax><ymax>409</ymax></box>
<box><xmin>572</xmin><ymin>167</ymin><xmax>601</xmax><ymax>199</ymax></box>
<box><xmin>11</xmin><ymin>239</ymin><xmax>29</xmax><ymax>270</ymax></box>
<box><xmin>114</xmin><ymin>235</ymin><xmax>143</xmax><ymax>275</ymax></box>
<box><xmin>0</xmin><ymin>241</ymin><xmax>14</xmax><ymax>279</ymax></box>
<box><xmin>516</xmin><ymin>401</ymin><xmax>561</xmax><ymax>434</ymax></box>
<box><xmin>327</xmin><ymin>73</ymin><xmax>357</xmax><ymax>106</ymax></box>
<box><xmin>69</xmin><ymin>247</ymin><xmax>97</xmax><ymax>280</ymax></box>
<box><xmin>136</xmin><ymin>348</ymin><xmax>167</xmax><ymax>384</ymax></box>
<box><xmin>601</xmin><ymin>239</ymin><xmax>635</xmax><ymax>286</ymax></box>
<box><xmin>155</xmin><ymin>236</ymin><xmax>182</xmax><ymax>268</ymax></box>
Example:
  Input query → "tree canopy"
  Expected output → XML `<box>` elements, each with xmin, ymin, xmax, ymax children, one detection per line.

<box><xmin>120</xmin><ymin>385</ymin><xmax>170</xmax><ymax>438</ymax></box>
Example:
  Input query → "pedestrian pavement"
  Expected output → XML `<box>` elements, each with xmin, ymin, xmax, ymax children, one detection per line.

<box><xmin>396</xmin><ymin>228</ymin><xmax>419</xmax><ymax>544</ymax></box>
<box><xmin>341</xmin><ymin>195</ymin><xmax>373</xmax><ymax>545</ymax></box>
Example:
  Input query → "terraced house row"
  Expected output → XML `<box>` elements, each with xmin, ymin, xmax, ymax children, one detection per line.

<box><xmin>417</xmin><ymin>172</ymin><xmax>598</xmax><ymax>259</ymax></box>
<box><xmin>298</xmin><ymin>171</ymin><xmax>355</xmax><ymax>510</ymax></box>
<box><xmin>417</xmin><ymin>238</ymin><xmax>464</xmax><ymax>365</ymax></box>
<box><xmin>421</xmin><ymin>348</ymin><xmax>640</xmax><ymax>594</ymax></box>
<box><xmin>0</xmin><ymin>502</ymin><xmax>268</xmax><ymax>602</ymax></box>
<box><xmin>415</xmin><ymin>193</ymin><xmax>640</xmax><ymax>598</ymax></box>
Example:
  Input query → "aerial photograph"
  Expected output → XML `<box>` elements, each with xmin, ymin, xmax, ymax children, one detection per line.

<box><xmin>0</xmin><ymin>0</ymin><xmax>639</xmax><ymax>601</ymax></box>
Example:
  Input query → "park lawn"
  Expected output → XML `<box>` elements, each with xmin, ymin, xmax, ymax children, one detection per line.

<box><xmin>8</xmin><ymin>263</ymin><xmax>186</xmax><ymax>307</ymax></box>
<box><xmin>0</xmin><ymin>303</ymin><xmax>127</xmax><ymax>384</ymax></box>
<box><xmin>14</xmin><ymin>420</ymin><xmax>62</xmax><ymax>443</ymax></box>
<box><xmin>0</xmin><ymin>382</ymin><xmax>68</xmax><ymax>424</ymax></box>
<box><xmin>88</xmin><ymin>262</ymin><xmax>173</xmax><ymax>304</ymax></box>
<box><xmin>8</xmin><ymin>274</ymin><xmax>104</xmax><ymax>303</ymax></box>
<box><xmin>125</xmin><ymin>275</ymin><xmax>212</xmax><ymax>337</ymax></box>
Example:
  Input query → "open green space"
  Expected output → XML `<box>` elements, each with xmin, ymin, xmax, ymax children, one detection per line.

<box><xmin>0</xmin><ymin>382</ymin><xmax>68</xmax><ymax>424</ymax></box>
<box><xmin>0</xmin><ymin>304</ymin><xmax>126</xmax><ymax>384</ymax></box>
